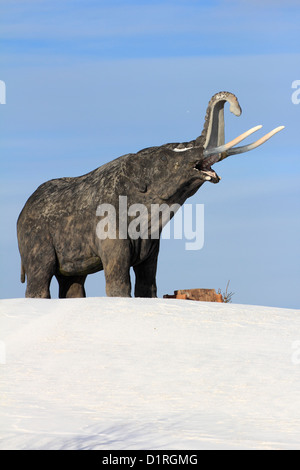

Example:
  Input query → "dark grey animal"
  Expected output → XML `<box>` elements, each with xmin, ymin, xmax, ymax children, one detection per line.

<box><xmin>17</xmin><ymin>92</ymin><xmax>284</xmax><ymax>298</ymax></box>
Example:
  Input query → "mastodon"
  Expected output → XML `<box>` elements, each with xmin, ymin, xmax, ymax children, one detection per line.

<box><xmin>17</xmin><ymin>91</ymin><xmax>284</xmax><ymax>298</ymax></box>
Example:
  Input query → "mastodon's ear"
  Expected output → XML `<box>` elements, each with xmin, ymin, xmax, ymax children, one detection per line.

<box><xmin>131</xmin><ymin>178</ymin><xmax>147</xmax><ymax>193</ymax></box>
<box><xmin>121</xmin><ymin>157</ymin><xmax>148</xmax><ymax>193</ymax></box>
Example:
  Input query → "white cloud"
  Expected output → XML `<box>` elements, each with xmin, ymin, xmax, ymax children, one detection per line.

<box><xmin>0</xmin><ymin>2</ymin><xmax>212</xmax><ymax>39</ymax></box>
<box><xmin>236</xmin><ymin>0</ymin><xmax>300</xmax><ymax>5</ymax></box>
<box><xmin>1</xmin><ymin>0</ymin><xmax>298</xmax><ymax>42</ymax></box>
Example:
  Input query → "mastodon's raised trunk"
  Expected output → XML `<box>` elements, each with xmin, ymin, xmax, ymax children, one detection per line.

<box><xmin>200</xmin><ymin>91</ymin><xmax>284</xmax><ymax>164</ymax></box>
<box><xmin>173</xmin><ymin>91</ymin><xmax>284</xmax><ymax>169</ymax></box>
<box><xmin>198</xmin><ymin>91</ymin><xmax>242</xmax><ymax>150</ymax></box>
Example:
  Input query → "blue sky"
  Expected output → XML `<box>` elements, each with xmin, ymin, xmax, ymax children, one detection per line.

<box><xmin>0</xmin><ymin>0</ymin><xmax>299</xmax><ymax>307</ymax></box>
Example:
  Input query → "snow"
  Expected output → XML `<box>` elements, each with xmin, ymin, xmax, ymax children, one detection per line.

<box><xmin>0</xmin><ymin>297</ymin><xmax>300</xmax><ymax>450</ymax></box>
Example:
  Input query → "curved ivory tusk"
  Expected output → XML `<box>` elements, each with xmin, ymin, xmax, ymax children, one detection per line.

<box><xmin>204</xmin><ymin>125</ymin><xmax>263</xmax><ymax>157</ymax></box>
<box><xmin>224</xmin><ymin>126</ymin><xmax>285</xmax><ymax>156</ymax></box>
<box><xmin>173</xmin><ymin>146</ymin><xmax>192</xmax><ymax>153</ymax></box>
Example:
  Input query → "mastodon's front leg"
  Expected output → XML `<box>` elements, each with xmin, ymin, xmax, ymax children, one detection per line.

<box><xmin>133</xmin><ymin>240</ymin><xmax>159</xmax><ymax>298</ymax></box>
<box><xmin>100</xmin><ymin>239</ymin><xmax>132</xmax><ymax>297</ymax></box>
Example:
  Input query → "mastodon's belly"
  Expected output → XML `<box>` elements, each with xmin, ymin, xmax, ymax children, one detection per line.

<box><xmin>51</xmin><ymin>216</ymin><xmax>102</xmax><ymax>275</ymax></box>
<box><xmin>58</xmin><ymin>255</ymin><xmax>103</xmax><ymax>276</ymax></box>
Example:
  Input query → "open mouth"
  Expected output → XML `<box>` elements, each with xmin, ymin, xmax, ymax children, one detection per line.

<box><xmin>193</xmin><ymin>161</ymin><xmax>221</xmax><ymax>183</ymax></box>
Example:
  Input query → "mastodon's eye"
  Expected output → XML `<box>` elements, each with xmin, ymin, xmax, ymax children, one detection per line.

<box><xmin>160</xmin><ymin>154</ymin><xmax>167</xmax><ymax>162</ymax></box>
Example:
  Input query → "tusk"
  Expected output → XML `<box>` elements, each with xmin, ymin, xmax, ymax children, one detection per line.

<box><xmin>204</xmin><ymin>125</ymin><xmax>262</xmax><ymax>157</ymax></box>
<box><xmin>224</xmin><ymin>126</ymin><xmax>285</xmax><ymax>157</ymax></box>
<box><xmin>173</xmin><ymin>147</ymin><xmax>191</xmax><ymax>152</ymax></box>
<box><xmin>173</xmin><ymin>144</ymin><xmax>194</xmax><ymax>152</ymax></box>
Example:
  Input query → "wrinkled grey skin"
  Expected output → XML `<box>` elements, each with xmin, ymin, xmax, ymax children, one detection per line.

<box><xmin>17</xmin><ymin>92</ymin><xmax>241</xmax><ymax>298</ymax></box>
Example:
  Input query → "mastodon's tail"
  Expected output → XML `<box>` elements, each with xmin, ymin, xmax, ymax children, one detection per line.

<box><xmin>21</xmin><ymin>263</ymin><xmax>26</xmax><ymax>283</ymax></box>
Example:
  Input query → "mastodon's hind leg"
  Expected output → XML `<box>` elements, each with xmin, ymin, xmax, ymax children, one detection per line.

<box><xmin>24</xmin><ymin>246</ymin><xmax>56</xmax><ymax>299</ymax></box>
<box><xmin>55</xmin><ymin>273</ymin><xmax>87</xmax><ymax>298</ymax></box>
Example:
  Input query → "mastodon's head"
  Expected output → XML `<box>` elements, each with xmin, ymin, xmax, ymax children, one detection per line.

<box><xmin>122</xmin><ymin>91</ymin><xmax>284</xmax><ymax>204</ymax></box>
<box><xmin>173</xmin><ymin>91</ymin><xmax>284</xmax><ymax>184</ymax></box>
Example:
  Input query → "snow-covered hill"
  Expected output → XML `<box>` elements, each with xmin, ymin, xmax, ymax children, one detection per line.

<box><xmin>0</xmin><ymin>297</ymin><xmax>300</xmax><ymax>450</ymax></box>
